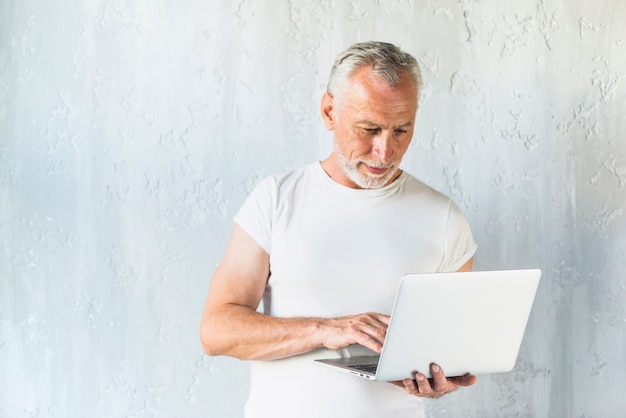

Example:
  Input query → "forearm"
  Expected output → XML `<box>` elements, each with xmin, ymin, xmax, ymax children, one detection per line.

<box><xmin>201</xmin><ymin>303</ymin><xmax>329</xmax><ymax>361</ymax></box>
<box><xmin>201</xmin><ymin>303</ymin><xmax>390</xmax><ymax>361</ymax></box>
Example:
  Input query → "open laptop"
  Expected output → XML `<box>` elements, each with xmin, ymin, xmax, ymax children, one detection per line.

<box><xmin>314</xmin><ymin>269</ymin><xmax>541</xmax><ymax>381</ymax></box>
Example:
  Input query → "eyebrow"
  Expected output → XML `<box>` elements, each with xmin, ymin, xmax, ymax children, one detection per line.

<box><xmin>355</xmin><ymin>120</ymin><xmax>414</xmax><ymax>129</ymax></box>
<box><xmin>394</xmin><ymin>121</ymin><xmax>414</xmax><ymax>130</ymax></box>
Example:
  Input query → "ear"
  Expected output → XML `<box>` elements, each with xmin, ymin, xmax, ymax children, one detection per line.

<box><xmin>320</xmin><ymin>92</ymin><xmax>336</xmax><ymax>130</ymax></box>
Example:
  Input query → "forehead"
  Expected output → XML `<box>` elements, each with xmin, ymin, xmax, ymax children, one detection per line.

<box><xmin>337</xmin><ymin>67</ymin><xmax>418</xmax><ymax>124</ymax></box>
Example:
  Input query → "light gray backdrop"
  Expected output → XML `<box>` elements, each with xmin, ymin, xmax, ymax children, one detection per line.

<box><xmin>1</xmin><ymin>1</ymin><xmax>625</xmax><ymax>417</ymax></box>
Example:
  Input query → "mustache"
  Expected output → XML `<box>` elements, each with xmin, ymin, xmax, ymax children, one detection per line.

<box><xmin>358</xmin><ymin>160</ymin><xmax>395</xmax><ymax>169</ymax></box>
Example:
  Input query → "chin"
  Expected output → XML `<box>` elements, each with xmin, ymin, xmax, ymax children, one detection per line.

<box><xmin>353</xmin><ymin>168</ymin><xmax>398</xmax><ymax>189</ymax></box>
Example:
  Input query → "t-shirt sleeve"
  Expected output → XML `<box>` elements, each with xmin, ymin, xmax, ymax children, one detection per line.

<box><xmin>438</xmin><ymin>201</ymin><xmax>477</xmax><ymax>272</ymax></box>
<box><xmin>233</xmin><ymin>177</ymin><xmax>276</xmax><ymax>255</ymax></box>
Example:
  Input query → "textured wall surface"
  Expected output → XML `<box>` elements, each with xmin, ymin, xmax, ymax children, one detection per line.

<box><xmin>1</xmin><ymin>0</ymin><xmax>625</xmax><ymax>417</ymax></box>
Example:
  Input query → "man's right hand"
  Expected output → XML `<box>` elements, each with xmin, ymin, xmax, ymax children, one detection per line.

<box><xmin>319</xmin><ymin>312</ymin><xmax>390</xmax><ymax>354</ymax></box>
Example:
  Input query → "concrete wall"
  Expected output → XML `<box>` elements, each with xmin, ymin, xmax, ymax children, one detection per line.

<box><xmin>1</xmin><ymin>1</ymin><xmax>625</xmax><ymax>416</ymax></box>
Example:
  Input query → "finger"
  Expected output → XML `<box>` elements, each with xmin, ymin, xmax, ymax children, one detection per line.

<box><xmin>401</xmin><ymin>378</ymin><xmax>419</xmax><ymax>396</ymax></box>
<box><xmin>356</xmin><ymin>334</ymin><xmax>385</xmax><ymax>353</ymax></box>
<box><xmin>361</xmin><ymin>312</ymin><xmax>391</xmax><ymax>330</ymax></box>
<box><xmin>341</xmin><ymin>325</ymin><xmax>385</xmax><ymax>353</ymax></box>
<box><xmin>449</xmin><ymin>373</ymin><xmax>478</xmax><ymax>388</ymax></box>
<box><xmin>373</xmin><ymin>312</ymin><xmax>391</xmax><ymax>326</ymax></box>
<box><xmin>430</xmin><ymin>363</ymin><xmax>448</xmax><ymax>392</ymax></box>
<box><xmin>414</xmin><ymin>372</ymin><xmax>432</xmax><ymax>394</ymax></box>
<box><xmin>354</xmin><ymin>313</ymin><xmax>389</xmax><ymax>351</ymax></box>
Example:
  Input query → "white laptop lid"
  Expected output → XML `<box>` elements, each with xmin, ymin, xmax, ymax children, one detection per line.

<box><xmin>316</xmin><ymin>269</ymin><xmax>541</xmax><ymax>381</ymax></box>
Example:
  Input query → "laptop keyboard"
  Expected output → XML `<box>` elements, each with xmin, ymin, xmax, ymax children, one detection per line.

<box><xmin>350</xmin><ymin>363</ymin><xmax>378</xmax><ymax>374</ymax></box>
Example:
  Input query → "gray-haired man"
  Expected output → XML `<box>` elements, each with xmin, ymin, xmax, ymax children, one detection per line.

<box><xmin>201</xmin><ymin>41</ymin><xmax>477</xmax><ymax>418</ymax></box>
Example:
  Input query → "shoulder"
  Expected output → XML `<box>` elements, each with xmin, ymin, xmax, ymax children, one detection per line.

<box><xmin>399</xmin><ymin>172</ymin><xmax>453</xmax><ymax>205</ymax></box>
<box><xmin>235</xmin><ymin>164</ymin><xmax>315</xmax><ymax>253</ymax></box>
<box><xmin>252</xmin><ymin>163</ymin><xmax>318</xmax><ymax>197</ymax></box>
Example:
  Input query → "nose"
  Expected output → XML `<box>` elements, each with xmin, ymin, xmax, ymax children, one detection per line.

<box><xmin>372</xmin><ymin>131</ymin><xmax>393</xmax><ymax>163</ymax></box>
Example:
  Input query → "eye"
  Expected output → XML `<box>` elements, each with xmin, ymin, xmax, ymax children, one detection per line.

<box><xmin>363</xmin><ymin>128</ymin><xmax>380</xmax><ymax>135</ymax></box>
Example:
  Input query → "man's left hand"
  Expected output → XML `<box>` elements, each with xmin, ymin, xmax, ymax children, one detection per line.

<box><xmin>391</xmin><ymin>363</ymin><xmax>477</xmax><ymax>398</ymax></box>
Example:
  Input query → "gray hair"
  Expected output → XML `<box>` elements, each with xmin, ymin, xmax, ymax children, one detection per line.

<box><xmin>326</xmin><ymin>41</ymin><xmax>423</xmax><ymax>101</ymax></box>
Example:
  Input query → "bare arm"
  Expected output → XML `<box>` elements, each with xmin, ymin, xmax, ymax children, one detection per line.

<box><xmin>200</xmin><ymin>225</ymin><xmax>390</xmax><ymax>361</ymax></box>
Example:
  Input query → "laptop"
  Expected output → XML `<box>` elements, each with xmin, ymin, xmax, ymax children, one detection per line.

<box><xmin>314</xmin><ymin>269</ymin><xmax>541</xmax><ymax>381</ymax></box>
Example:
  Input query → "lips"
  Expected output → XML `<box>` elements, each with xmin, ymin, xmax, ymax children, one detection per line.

<box><xmin>364</xmin><ymin>164</ymin><xmax>389</xmax><ymax>176</ymax></box>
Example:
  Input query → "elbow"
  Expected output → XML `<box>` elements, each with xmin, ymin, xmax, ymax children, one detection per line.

<box><xmin>200</xmin><ymin>315</ymin><xmax>242</xmax><ymax>358</ymax></box>
<box><xmin>200</xmin><ymin>318</ymin><xmax>223</xmax><ymax>357</ymax></box>
<box><xmin>200</xmin><ymin>305</ymin><xmax>256</xmax><ymax>360</ymax></box>
<box><xmin>200</xmin><ymin>319</ymin><xmax>255</xmax><ymax>361</ymax></box>
<box><xmin>200</xmin><ymin>333</ymin><xmax>214</xmax><ymax>357</ymax></box>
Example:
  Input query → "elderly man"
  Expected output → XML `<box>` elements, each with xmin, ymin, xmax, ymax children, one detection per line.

<box><xmin>201</xmin><ymin>41</ymin><xmax>477</xmax><ymax>418</ymax></box>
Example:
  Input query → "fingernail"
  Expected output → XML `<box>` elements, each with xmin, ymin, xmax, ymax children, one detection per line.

<box><xmin>416</xmin><ymin>374</ymin><xmax>425</xmax><ymax>382</ymax></box>
<box><xmin>432</xmin><ymin>364</ymin><xmax>440</xmax><ymax>373</ymax></box>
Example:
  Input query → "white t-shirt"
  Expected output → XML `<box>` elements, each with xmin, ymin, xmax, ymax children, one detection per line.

<box><xmin>234</xmin><ymin>162</ymin><xmax>477</xmax><ymax>418</ymax></box>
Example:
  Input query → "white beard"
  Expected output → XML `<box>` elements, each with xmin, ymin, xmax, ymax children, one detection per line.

<box><xmin>334</xmin><ymin>142</ymin><xmax>400</xmax><ymax>189</ymax></box>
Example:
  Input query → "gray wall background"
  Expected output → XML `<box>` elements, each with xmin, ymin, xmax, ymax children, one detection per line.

<box><xmin>1</xmin><ymin>0</ymin><xmax>625</xmax><ymax>417</ymax></box>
